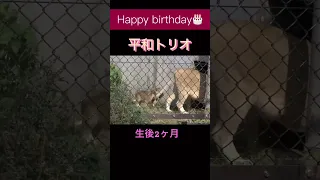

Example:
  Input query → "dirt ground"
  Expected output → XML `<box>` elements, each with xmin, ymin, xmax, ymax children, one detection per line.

<box><xmin>143</xmin><ymin>103</ymin><xmax>210</xmax><ymax>124</ymax></box>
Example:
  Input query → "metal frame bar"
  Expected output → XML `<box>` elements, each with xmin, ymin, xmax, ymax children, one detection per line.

<box><xmin>210</xmin><ymin>165</ymin><xmax>312</xmax><ymax>180</ymax></box>
<box><xmin>148</xmin><ymin>113</ymin><xmax>210</xmax><ymax>119</ymax></box>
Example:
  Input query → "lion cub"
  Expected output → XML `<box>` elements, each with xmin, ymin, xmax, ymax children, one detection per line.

<box><xmin>133</xmin><ymin>88</ymin><xmax>161</xmax><ymax>107</ymax></box>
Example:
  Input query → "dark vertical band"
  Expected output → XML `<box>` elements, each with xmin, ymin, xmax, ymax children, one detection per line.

<box><xmin>110</xmin><ymin>1</ymin><xmax>211</xmax><ymax>180</ymax></box>
<box><xmin>111</xmin><ymin>125</ymin><xmax>210</xmax><ymax>180</ymax></box>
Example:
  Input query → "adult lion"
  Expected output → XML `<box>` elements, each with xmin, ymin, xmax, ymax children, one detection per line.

<box><xmin>166</xmin><ymin>20</ymin><xmax>309</xmax><ymax>165</ymax></box>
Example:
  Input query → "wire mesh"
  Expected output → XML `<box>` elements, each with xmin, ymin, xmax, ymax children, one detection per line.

<box><xmin>110</xmin><ymin>55</ymin><xmax>210</xmax><ymax>124</ymax></box>
<box><xmin>0</xmin><ymin>1</ymin><xmax>110</xmax><ymax>179</ymax></box>
<box><xmin>210</xmin><ymin>0</ymin><xmax>320</xmax><ymax>167</ymax></box>
<box><xmin>1</xmin><ymin>0</ymin><xmax>320</xmax><ymax>179</ymax></box>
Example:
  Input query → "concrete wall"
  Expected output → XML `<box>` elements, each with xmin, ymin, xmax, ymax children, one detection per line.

<box><xmin>111</xmin><ymin>56</ymin><xmax>198</xmax><ymax>92</ymax></box>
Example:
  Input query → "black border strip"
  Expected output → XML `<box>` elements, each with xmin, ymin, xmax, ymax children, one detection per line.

<box><xmin>110</xmin><ymin>0</ymin><xmax>209</xmax><ymax>9</ymax></box>
<box><xmin>111</xmin><ymin>125</ymin><xmax>210</xmax><ymax>180</ymax></box>
<box><xmin>110</xmin><ymin>30</ymin><xmax>210</xmax><ymax>55</ymax></box>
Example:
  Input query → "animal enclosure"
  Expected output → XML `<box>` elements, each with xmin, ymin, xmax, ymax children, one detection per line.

<box><xmin>110</xmin><ymin>55</ymin><xmax>210</xmax><ymax>124</ymax></box>
<box><xmin>2</xmin><ymin>0</ymin><xmax>320</xmax><ymax>179</ymax></box>
<box><xmin>0</xmin><ymin>1</ymin><xmax>110</xmax><ymax>179</ymax></box>
<box><xmin>210</xmin><ymin>0</ymin><xmax>320</xmax><ymax>174</ymax></box>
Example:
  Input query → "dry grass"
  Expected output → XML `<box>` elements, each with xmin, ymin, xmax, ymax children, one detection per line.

<box><xmin>150</xmin><ymin>119</ymin><xmax>210</xmax><ymax>124</ymax></box>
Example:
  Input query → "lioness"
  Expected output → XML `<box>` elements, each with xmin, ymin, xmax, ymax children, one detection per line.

<box><xmin>212</xmin><ymin>21</ymin><xmax>311</xmax><ymax>165</ymax></box>
<box><xmin>167</xmin><ymin>20</ymin><xmax>309</xmax><ymax>165</ymax></box>
<box><xmin>166</xmin><ymin>68</ymin><xmax>207</xmax><ymax>113</ymax></box>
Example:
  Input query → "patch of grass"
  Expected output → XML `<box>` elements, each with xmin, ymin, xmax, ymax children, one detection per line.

<box><xmin>110</xmin><ymin>64</ymin><xmax>151</xmax><ymax>124</ymax></box>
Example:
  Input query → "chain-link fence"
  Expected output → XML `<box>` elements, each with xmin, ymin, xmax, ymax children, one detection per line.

<box><xmin>210</xmin><ymin>0</ymin><xmax>320</xmax><ymax>169</ymax></box>
<box><xmin>0</xmin><ymin>1</ymin><xmax>110</xmax><ymax>179</ymax></box>
<box><xmin>110</xmin><ymin>55</ymin><xmax>210</xmax><ymax>124</ymax></box>
<box><xmin>2</xmin><ymin>0</ymin><xmax>320</xmax><ymax>179</ymax></box>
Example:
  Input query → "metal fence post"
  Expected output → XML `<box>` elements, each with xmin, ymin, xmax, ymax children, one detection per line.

<box><xmin>254</xmin><ymin>0</ymin><xmax>272</xmax><ymax>24</ymax></box>
<box><xmin>205</xmin><ymin>56</ymin><xmax>210</xmax><ymax>113</ymax></box>
<box><xmin>306</xmin><ymin>0</ymin><xmax>320</xmax><ymax>149</ymax></box>
<box><xmin>198</xmin><ymin>55</ymin><xmax>210</xmax><ymax>112</ymax></box>
<box><xmin>152</xmin><ymin>56</ymin><xmax>158</xmax><ymax>89</ymax></box>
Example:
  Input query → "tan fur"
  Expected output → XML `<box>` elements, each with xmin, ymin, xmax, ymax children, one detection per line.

<box><xmin>134</xmin><ymin>88</ymin><xmax>161</xmax><ymax>107</ymax></box>
<box><xmin>79</xmin><ymin>90</ymin><xmax>109</xmax><ymax>145</ymax></box>
<box><xmin>134</xmin><ymin>82</ymin><xmax>174</xmax><ymax>107</ymax></box>
<box><xmin>210</xmin><ymin>21</ymin><xmax>310</xmax><ymax>165</ymax></box>
<box><xmin>166</xmin><ymin>68</ymin><xmax>207</xmax><ymax>114</ymax></box>
<box><xmin>164</xmin><ymin>21</ymin><xmax>309</xmax><ymax>165</ymax></box>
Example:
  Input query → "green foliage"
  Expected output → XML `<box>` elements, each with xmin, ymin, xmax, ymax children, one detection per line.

<box><xmin>0</xmin><ymin>4</ymin><xmax>39</xmax><ymax>128</ymax></box>
<box><xmin>110</xmin><ymin>64</ymin><xmax>150</xmax><ymax>124</ymax></box>
<box><xmin>110</xmin><ymin>64</ymin><xmax>123</xmax><ymax>88</ymax></box>
<box><xmin>0</xmin><ymin>5</ymin><xmax>108</xmax><ymax>179</ymax></box>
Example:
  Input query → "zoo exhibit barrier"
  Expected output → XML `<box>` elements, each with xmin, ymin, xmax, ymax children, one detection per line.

<box><xmin>0</xmin><ymin>1</ymin><xmax>111</xmax><ymax>179</ymax></box>
<box><xmin>111</xmin><ymin>55</ymin><xmax>211</xmax><ymax>123</ymax></box>
<box><xmin>209</xmin><ymin>0</ymin><xmax>320</xmax><ymax>179</ymax></box>
<box><xmin>3</xmin><ymin>0</ymin><xmax>320</xmax><ymax>179</ymax></box>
